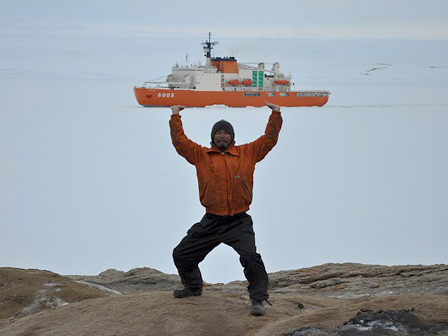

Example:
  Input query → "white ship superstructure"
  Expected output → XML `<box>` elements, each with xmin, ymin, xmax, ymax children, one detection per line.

<box><xmin>134</xmin><ymin>33</ymin><xmax>330</xmax><ymax>108</ymax></box>
<box><xmin>144</xmin><ymin>33</ymin><xmax>293</xmax><ymax>93</ymax></box>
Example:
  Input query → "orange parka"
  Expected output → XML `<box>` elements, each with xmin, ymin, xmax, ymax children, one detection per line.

<box><xmin>170</xmin><ymin>111</ymin><xmax>282</xmax><ymax>216</ymax></box>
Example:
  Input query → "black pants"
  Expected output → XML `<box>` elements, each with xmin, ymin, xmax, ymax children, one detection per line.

<box><xmin>172</xmin><ymin>212</ymin><xmax>269</xmax><ymax>301</ymax></box>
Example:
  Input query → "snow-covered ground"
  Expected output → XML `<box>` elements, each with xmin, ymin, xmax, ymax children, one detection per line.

<box><xmin>1</xmin><ymin>36</ymin><xmax>447</xmax><ymax>283</ymax></box>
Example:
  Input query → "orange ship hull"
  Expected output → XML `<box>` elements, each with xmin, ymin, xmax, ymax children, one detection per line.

<box><xmin>134</xmin><ymin>87</ymin><xmax>329</xmax><ymax>108</ymax></box>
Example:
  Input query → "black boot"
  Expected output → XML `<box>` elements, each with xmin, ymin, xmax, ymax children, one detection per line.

<box><xmin>251</xmin><ymin>300</ymin><xmax>266</xmax><ymax>316</ymax></box>
<box><xmin>173</xmin><ymin>287</ymin><xmax>202</xmax><ymax>298</ymax></box>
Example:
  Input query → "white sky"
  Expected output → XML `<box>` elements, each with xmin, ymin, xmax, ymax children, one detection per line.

<box><xmin>1</xmin><ymin>1</ymin><xmax>447</xmax><ymax>283</ymax></box>
<box><xmin>1</xmin><ymin>0</ymin><xmax>448</xmax><ymax>40</ymax></box>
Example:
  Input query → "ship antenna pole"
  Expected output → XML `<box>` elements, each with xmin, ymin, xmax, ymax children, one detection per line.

<box><xmin>207</xmin><ymin>32</ymin><xmax>211</xmax><ymax>56</ymax></box>
<box><xmin>202</xmin><ymin>32</ymin><xmax>218</xmax><ymax>66</ymax></box>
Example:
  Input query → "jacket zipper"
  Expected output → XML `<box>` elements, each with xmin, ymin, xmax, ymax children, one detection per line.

<box><xmin>223</xmin><ymin>152</ymin><xmax>232</xmax><ymax>215</ymax></box>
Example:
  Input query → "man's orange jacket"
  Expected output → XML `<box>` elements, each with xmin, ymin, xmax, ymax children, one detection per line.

<box><xmin>170</xmin><ymin>111</ymin><xmax>282</xmax><ymax>216</ymax></box>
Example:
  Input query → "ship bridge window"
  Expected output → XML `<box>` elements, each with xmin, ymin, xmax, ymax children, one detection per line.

<box><xmin>267</xmin><ymin>92</ymin><xmax>275</xmax><ymax>97</ymax></box>
<box><xmin>279</xmin><ymin>92</ymin><xmax>289</xmax><ymax>97</ymax></box>
<box><xmin>243</xmin><ymin>93</ymin><xmax>261</xmax><ymax>97</ymax></box>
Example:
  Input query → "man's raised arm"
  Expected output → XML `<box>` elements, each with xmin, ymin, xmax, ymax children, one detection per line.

<box><xmin>243</xmin><ymin>102</ymin><xmax>283</xmax><ymax>162</ymax></box>
<box><xmin>169</xmin><ymin>105</ymin><xmax>202</xmax><ymax>165</ymax></box>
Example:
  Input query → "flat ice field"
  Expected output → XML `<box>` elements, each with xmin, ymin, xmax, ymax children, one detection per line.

<box><xmin>1</xmin><ymin>36</ymin><xmax>447</xmax><ymax>283</ymax></box>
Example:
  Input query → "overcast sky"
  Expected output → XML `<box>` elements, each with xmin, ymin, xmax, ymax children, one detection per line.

<box><xmin>1</xmin><ymin>0</ymin><xmax>448</xmax><ymax>40</ymax></box>
<box><xmin>1</xmin><ymin>1</ymin><xmax>447</xmax><ymax>282</ymax></box>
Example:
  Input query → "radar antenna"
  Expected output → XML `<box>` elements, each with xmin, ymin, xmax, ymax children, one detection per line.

<box><xmin>201</xmin><ymin>32</ymin><xmax>218</xmax><ymax>58</ymax></box>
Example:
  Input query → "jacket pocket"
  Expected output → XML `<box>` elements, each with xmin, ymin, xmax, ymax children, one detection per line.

<box><xmin>199</xmin><ymin>181</ymin><xmax>210</xmax><ymax>200</ymax></box>
<box><xmin>200</xmin><ymin>179</ymin><xmax>223</xmax><ymax>210</ymax></box>
<box><xmin>232</xmin><ymin>176</ymin><xmax>252</xmax><ymax>207</ymax></box>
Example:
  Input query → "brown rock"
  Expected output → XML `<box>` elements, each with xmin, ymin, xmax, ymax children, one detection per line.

<box><xmin>0</xmin><ymin>268</ymin><xmax>110</xmax><ymax>321</ymax></box>
<box><xmin>1</xmin><ymin>263</ymin><xmax>447</xmax><ymax>336</ymax></box>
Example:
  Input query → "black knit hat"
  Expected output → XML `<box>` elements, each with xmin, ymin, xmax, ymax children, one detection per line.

<box><xmin>211</xmin><ymin>119</ymin><xmax>235</xmax><ymax>142</ymax></box>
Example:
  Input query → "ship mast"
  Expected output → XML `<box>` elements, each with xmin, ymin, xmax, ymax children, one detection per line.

<box><xmin>202</xmin><ymin>32</ymin><xmax>218</xmax><ymax>67</ymax></box>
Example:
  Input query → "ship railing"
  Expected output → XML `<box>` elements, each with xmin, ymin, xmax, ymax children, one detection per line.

<box><xmin>143</xmin><ymin>81</ymin><xmax>168</xmax><ymax>86</ymax></box>
<box><xmin>296</xmin><ymin>90</ymin><xmax>331</xmax><ymax>93</ymax></box>
<box><xmin>238</xmin><ymin>63</ymin><xmax>276</xmax><ymax>74</ymax></box>
<box><xmin>142</xmin><ymin>81</ymin><xmax>190</xmax><ymax>88</ymax></box>
<box><xmin>294</xmin><ymin>91</ymin><xmax>331</xmax><ymax>97</ymax></box>
<box><xmin>222</xmin><ymin>86</ymin><xmax>269</xmax><ymax>92</ymax></box>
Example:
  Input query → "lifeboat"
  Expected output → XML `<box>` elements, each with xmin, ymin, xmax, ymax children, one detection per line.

<box><xmin>228</xmin><ymin>79</ymin><xmax>240</xmax><ymax>85</ymax></box>
<box><xmin>241</xmin><ymin>79</ymin><xmax>253</xmax><ymax>86</ymax></box>
<box><xmin>274</xmin><ymin>79</ymin><xmax>290</xmax><ymax>85</ymax></box>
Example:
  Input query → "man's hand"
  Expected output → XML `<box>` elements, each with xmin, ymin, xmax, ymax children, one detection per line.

<box><xmin>266</xmin><ymin>102</ymin><xmax>281</xmax><ymax>112</ymax></box>
<box><xmin>171</xmin><ymin>105</ymin><xmax>185</xmax><ymax>115</ymax></box>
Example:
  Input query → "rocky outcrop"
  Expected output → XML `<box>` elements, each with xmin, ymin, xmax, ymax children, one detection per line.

<box><xmin>1</xmin><ymin>263</ymin><xmax>447</xmax><ymax>336</ymax></box>
<box><xmin>67</xmin><ymin>267</ymin><xmax>182</xmax><ymax>294</ymax></box>
<box><xmin>0</xmin><ymin>268</ymin><xmax>110</xmax><ymax>320</ymax></box>
<box><xmin>286</xmin><ymin>309</ymin><xmax>448</xmax><ymax>335</ymax></box>
<box><xmin>67</xmin><ymin>263</ymin><xmax>448</xmax><ymax>299</ymax></box>
<box><xmin>267</xmin><ymin>263</ymin><xmax>448</xmax><ymax>297</ymax></box>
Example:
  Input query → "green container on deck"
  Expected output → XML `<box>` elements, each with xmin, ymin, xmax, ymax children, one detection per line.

<box><xmin>252</xmin><ymin>71</ymin><xmax>264</xmax><ymax>87</ymax></box>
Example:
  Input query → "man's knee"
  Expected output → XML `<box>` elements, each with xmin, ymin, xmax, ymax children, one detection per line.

<box><xmin>173</xmin><ymin>246</ymin><xmax>183</xmax><ymax>265</ymax></box>
<box><xmin>173</xmin><ymin>246</ymin><xmax>201</xmax><ymax>271</ymax></box>
<box><xmin>239</xmin><ymin>252</ymin><xmax>263</xmax><ymax>267</ymax></box>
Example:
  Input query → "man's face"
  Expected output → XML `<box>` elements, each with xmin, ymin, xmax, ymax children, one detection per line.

<box><xmin>213</xmin><ymin>130</ymin><xmax>232</xmax><ymax>150</ymax></box>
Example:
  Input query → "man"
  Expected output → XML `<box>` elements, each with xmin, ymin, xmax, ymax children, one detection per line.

<box><xmin>169</xmin><ymin>102</ymin><xmax>282</xmax><ymax>316</ymax></box>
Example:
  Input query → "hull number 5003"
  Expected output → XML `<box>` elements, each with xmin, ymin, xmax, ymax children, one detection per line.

<box><xmin>158</xmin><ymin>92</ymin><xmax>174</xmax><ymax>98</ymax></box>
